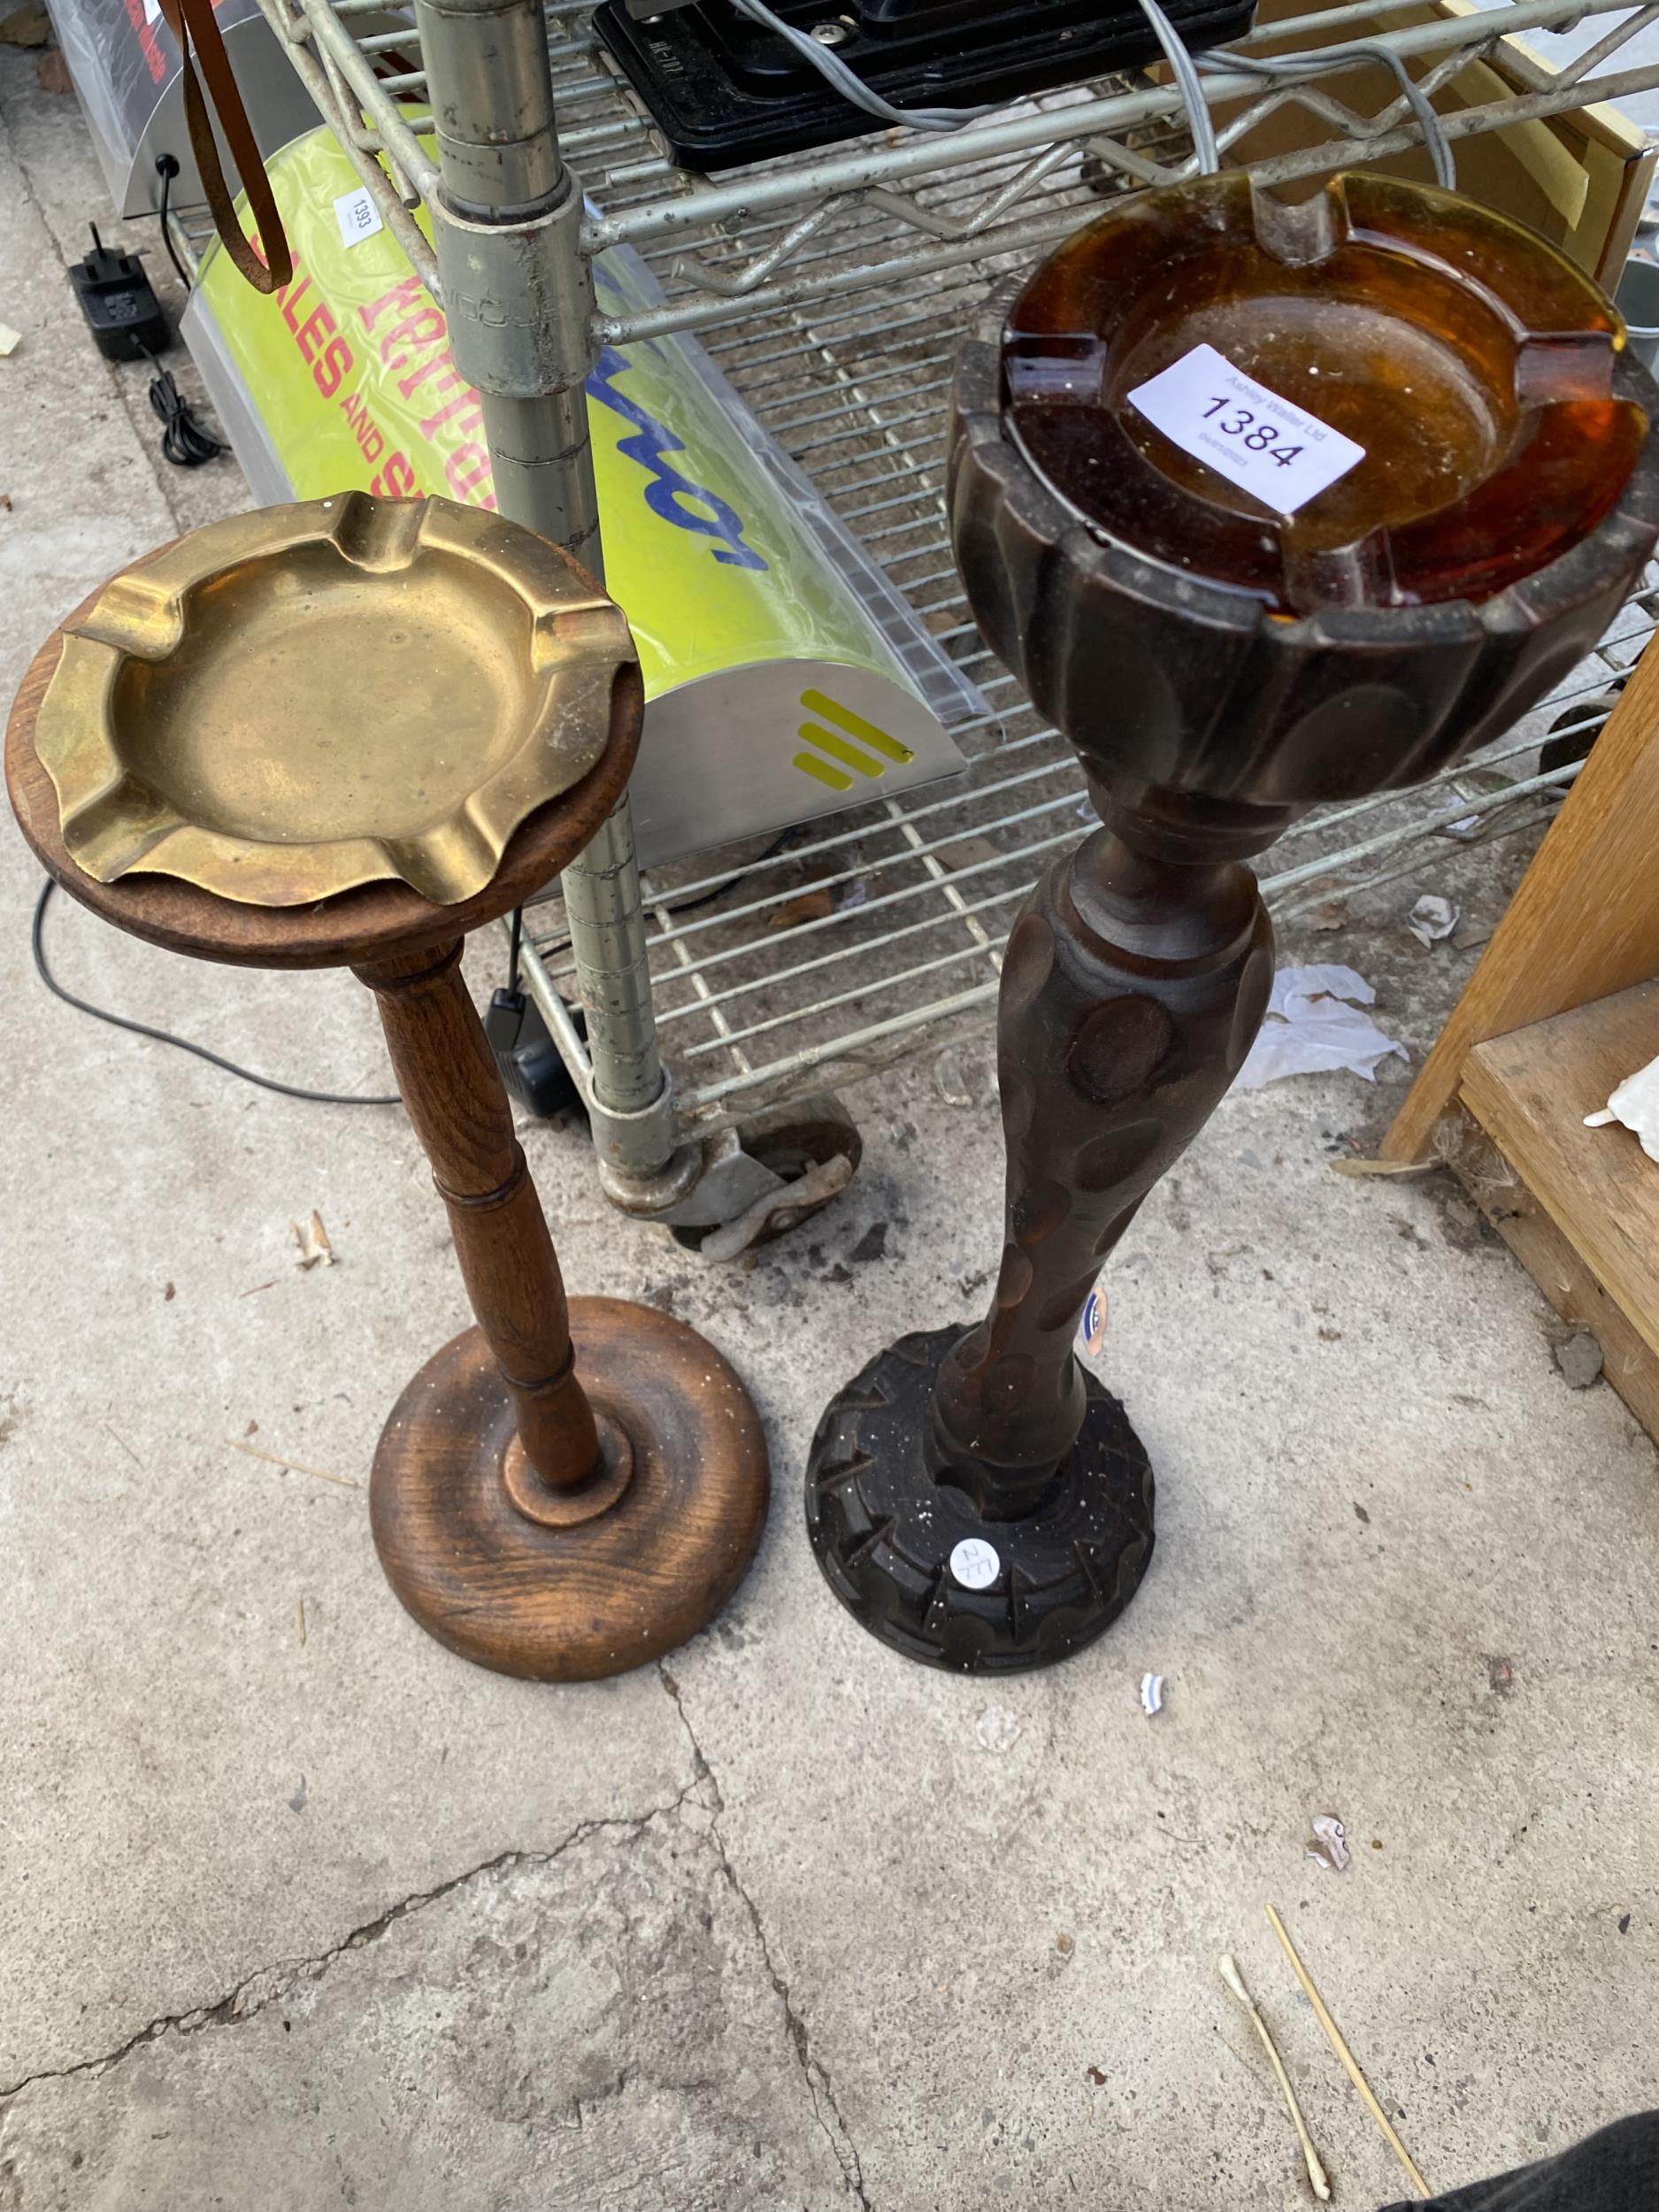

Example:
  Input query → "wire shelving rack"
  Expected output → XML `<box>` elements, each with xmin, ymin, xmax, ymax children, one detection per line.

<box><xmin>233</xmin><ymin>0</ymin><xmax>1659</xmax><ymax>1216</ymax></box>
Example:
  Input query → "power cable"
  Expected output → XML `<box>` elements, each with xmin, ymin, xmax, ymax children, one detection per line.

<box><xmin>31</xmin><ymin>878</ymin><xmax>401</xmax><ymax>1108</ymax></box>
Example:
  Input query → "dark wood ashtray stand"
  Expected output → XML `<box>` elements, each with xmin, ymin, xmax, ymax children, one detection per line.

<box><xmin>808</xmin><ymin>173</ymin><xmax>1659</xmax><ymax>1674</ymax></box>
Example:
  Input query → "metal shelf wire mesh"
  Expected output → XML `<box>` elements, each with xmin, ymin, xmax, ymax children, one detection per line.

<box><xmin>522</xmin><ymin>229</ymin><xmax>1659</xmax><ymax>1121</ymax></box>
<box><xmin>246</xmin><ymin>0</ymin><xmax>1659</xmax><ymax>1132</ymax></box>
<box><xmin>255</xmin><ymin>0</ymin><xmax>1659</xmax><ymax>333</ymax></box>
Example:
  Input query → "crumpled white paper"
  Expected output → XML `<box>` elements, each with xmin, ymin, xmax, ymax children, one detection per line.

<box><xmin>1406</xmin><ymin>894</ymin><xmax>1459</xmax><ymax>949</ymax></box>
<box><xmin>1585</xmin><ymin>1051</ymin><xmax>1659</xmax><ymax>1164</ymax></box>
<box><xmin>1233</xmin><ymin>964</ymin><xmax>1406</xmax><ymax>1091</ymax></box>
<box><xmin>1308</xmin><ymin>1813</ymin><xmax>1350</xmax><ymax>1871</ymax></box>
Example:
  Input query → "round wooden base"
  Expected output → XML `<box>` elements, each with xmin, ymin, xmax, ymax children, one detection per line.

<box><xmin>372</xmin><ymin>1297</ymin><xmax>770</xmax><ymax>1680</ymax></box>
<box><xmin>805</xmin><ymin>1326</ymin><xmax>1155</xmax><ymax>1674</ymax></box>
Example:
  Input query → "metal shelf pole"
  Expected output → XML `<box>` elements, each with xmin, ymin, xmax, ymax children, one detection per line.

<box><xmin>409</xmin><ymin>0</ymin><xmax>692</xmax><ymax>1211</ymax></box>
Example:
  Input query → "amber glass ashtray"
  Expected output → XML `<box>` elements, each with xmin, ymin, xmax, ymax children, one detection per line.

<box><xmin>1003</xmin><ymin>172</ymin><xmax>1651</xmax><ymax>617</ymax></box>
<box><xmin>34</xmin><ymin>492</ymin><xmax>637</xmax><ymax>906</ymax></box>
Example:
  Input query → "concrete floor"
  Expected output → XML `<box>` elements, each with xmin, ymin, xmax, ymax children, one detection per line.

<box><xmin>4</xmin><ymin>47</ymin><xmax>1659</xmax><ymax>2212</ymax></box>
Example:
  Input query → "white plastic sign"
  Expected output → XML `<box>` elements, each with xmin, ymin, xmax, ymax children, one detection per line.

<box><xmin>1128</xmin><ymin>342</ymin><xmax>1364</xmax><ymax>516</ymax></box>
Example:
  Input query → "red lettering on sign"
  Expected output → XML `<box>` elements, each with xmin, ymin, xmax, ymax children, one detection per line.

<box><xmin>359</xmin><ymin>276</ymin><xmax>426</xmax><ymax>335</ymax></box>
<box><xmin>372</xmin><ymin>455</ymin><xmax>420</xmax><ymax>498</ymax></box>
<box><xmin>420</xmin><ymin>386</ymin><xmax>483</xmax><ymax>438</ymax></box>
<box><xmin>279</xmin><ymin>270</ymin><xmax>314</xmax><ymax>335</ymax></box>
<box><xmin>306</xmin><ymin>265</ymin><xmax>491</xmax><ymax>509</ymax></box>
<box><xmin>340</xmin><ymin>387</ymin><xmax>385</xmax><ymax>462</ymax></box>
<box><xmin>445</xmin><ymin>445</ymin><xmax>492</xmax><ymax>501</ymax></box>
<box><xmin>382</xmin><ymin>307</ymin><xmax>446</xmax><ymax>373</ymax></box>
<box><xmin>294</xmin><ymin>302</ymin><xmax>336</xmax><ymax>365</ymax></box>
<box><xmin>396</xmin><ymin>349</ymin><xmax>455</xmax><ymax>402</ymax></box>
<box><xmin>121</xmin><ymin>0</ymin><xmax>165</xmax><ymax>83</ymax></box>
<box><xmin>316</xmin><ymin>336</ymin><xmax>354</xmax><ymax>401</ymax></box>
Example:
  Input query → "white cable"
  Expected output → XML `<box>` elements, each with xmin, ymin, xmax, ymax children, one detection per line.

<box><xmin>725</xmin><ymin>0</ymin><xmax>997</xmax><ymax>131</ymax></box>
<box><xmin>1138</xmin><ymin>0</ymin><xmax>1221</xmax><ymax>172</ymax></box>
<box><xmin>718</xmin><ymin>0</ymin><xmax>1455</xmax><ymax>190</ymax></box>
<box><xmin>1204</xmin><ymin>36</ymin><xmax>1457</xmax><ymax>189</ymax></box>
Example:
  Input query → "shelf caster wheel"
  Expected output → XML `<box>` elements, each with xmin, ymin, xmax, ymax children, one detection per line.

<box><xmin>671</xmin><ymin>1093</ymin><xmax>864</xmax><ymax>1256</ymax></box>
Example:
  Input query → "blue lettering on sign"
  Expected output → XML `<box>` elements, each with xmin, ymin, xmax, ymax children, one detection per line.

<box><xmin>586</xmin><ymin>344</ymin><xmax>767</xmax><ymax>571</ymax></box>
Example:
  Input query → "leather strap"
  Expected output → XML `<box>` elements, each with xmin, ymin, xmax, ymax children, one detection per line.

<box><xmin>156</xmin><ymin>0</ymin><xmax>292</xmax><ymax>294</ymax></box>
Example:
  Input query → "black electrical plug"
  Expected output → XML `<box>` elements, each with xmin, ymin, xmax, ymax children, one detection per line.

<box><xmin>484</xmin><ymin>987</ymin><xmax>588</xmax><ymax>1120</ymax></box>
<box><xmin>68</xmin><ymin>224</ymin><xmax>170</xmax><ymax>362</ymax></box>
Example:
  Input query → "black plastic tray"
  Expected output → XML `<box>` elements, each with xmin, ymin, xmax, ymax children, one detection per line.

<box><xmin>594</xmin><ymin>0</ymin><xmax>1257</xmax><ymax>173</ymax></box>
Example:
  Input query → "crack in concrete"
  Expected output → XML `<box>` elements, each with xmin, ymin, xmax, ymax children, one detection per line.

<box><xmin>710</xmin><ymin>1816</ymin><xmax>874</xmax><ymax>2211</ymax></box>
<box><xmin>0</xmin><ymin>1786</ymin><xmax>699</xmax><ymax>2106</ymax></box>
<box><xmin>5</xmin><ymin>1656</ymin><xmax>871</xmax><ymax>2208</ymax></box>
<box><xmin>657</xmin><ymin>1660</ymin><xmax>714</xmax><ymax>1797</ymax></box>
<box><xmin>658</xmin><ymin>1664</ymin><xmax>872</xmax><ymax>2209</ymax></box>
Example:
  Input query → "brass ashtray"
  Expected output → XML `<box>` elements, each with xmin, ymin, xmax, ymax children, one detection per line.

<box><xmin>35</xmin><ymin>492</ymin><xmax>637</xmax><ymax>906</ymax></box>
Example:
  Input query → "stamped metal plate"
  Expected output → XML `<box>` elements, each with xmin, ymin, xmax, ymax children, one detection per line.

<box><xmin>34</xmin><ymin>491</ymin><xmax>637</xmax><ymax>906</ymax></box>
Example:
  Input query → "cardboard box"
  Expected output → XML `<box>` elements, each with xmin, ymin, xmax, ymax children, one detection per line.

<box><xmin>1221</xmin><ymin>0</ymin><xmax>1653</xmax><ymax>288</ymax></box>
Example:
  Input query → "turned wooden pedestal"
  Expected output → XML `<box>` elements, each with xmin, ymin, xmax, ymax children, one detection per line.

<box><xmin>807</xmin><ymin>174</ymin><xmax>1659</xmax><ymax>1675</ymax></box>
<box><xmin>8</xmin><ymin>559</ymin><xmax>769</xmax><ymax>1683</ymax></box>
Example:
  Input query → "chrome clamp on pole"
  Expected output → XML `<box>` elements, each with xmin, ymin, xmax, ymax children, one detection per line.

<box><xmin>411</xmin><ymin>0</ymin><xmax>695</xmax><ymax>1215</ymax></box>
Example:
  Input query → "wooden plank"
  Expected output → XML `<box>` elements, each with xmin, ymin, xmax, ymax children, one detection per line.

<box><xmin>1459</xmin><ymin>980</ymin><xmax>1659</xmax><ymax>1362</ymax></box>
<box><xmin>1383</xmin><ymin>635</ymin><xmax>1659</xmax><ymax>1162</ymax></box>
<box><xmin>1447</xmin><ymin>1109</ymin><xmax>1659</xmax><ymax>1443</ymax></box>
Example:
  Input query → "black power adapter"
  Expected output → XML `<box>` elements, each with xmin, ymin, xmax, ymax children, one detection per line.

<box><xmin>65</xmin><ymin>211</ymin><xmax>224</xmax><ymax>467</ymax></box>
<box><xmin>68</xmin><ymin>225</ymin><xmax>170</xmax><ymax>362</ymax></box>
<box><xmin>484</xmin><ymin>987</ymin><xmax>588</xmax><ymax>1120</ymax></box>
<box><xmin>485</xmin><ymin>908</ymin><xmax>588</xmax><ymax>1119</ymax></box>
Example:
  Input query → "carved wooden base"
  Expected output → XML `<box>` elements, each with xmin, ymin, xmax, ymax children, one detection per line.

<box><xmin>806</xmin><ymin>1326</ymin><xmax>1154</xmax><ymax>1674</ymax></box>
<box><xmin>373</xmin><ymin>1296</ymin><xmax>770</xmax><ymax>1680</ymax></box>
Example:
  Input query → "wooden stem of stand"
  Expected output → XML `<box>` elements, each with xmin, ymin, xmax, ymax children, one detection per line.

<box><xmin>927</xmin><ymin>807</ymin><xmax>1274</xmax><ymax>1516</ymax></box>
<box><xmin>356</xmin><ymin>919</ymin><xmax>770</xmax><ymax>1675</ymax></box>
<box><xmin>356</xmin><ymin>940</ymin><xmax>603</xmax><ymax>1502</ymax></box>
<box><xmin>804</xmin><ymin>789</ymin><xmax>1278</xmax><ymax>1672</ymax></box>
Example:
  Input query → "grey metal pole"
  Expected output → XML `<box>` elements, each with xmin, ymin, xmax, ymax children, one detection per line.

<box><xmin>411</xmin><ymin>0</ymin><xmax>695</xmax><ymax>1212</ymax></box>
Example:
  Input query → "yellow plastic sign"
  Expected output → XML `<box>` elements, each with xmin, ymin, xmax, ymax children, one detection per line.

<box><xmin>195</xmin><ymin>131</ymin><xmax>975</xmax><ymax>864</ymax></box>
<box><xmin>198</xmin><ymin>130</ymin><xmax>962</xmax><ymax>709</ymax></box>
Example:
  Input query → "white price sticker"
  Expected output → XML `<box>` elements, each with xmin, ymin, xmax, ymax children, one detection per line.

<box><xmin>949</xmin><ymin>1538</ymin><xmax>1002</xmax><ymax>1592</ymax></box>
<box><xmin>333</xmin><ymin>186</ymin><xmax>385</xmax><ymax>249</ymax></box>
<box><xmin>1127</xmin><ymin>342</ymin><xmax>1364</xmax><ymax>517</ymax></box>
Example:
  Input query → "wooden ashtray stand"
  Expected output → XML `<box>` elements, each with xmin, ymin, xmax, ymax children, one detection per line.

<box><xmin>7</xmin><ymin>501</ymin><xmax>770</xmax><ymax>1681</ymax></box>
<box><xmin>806</xmin><ymin>174</ymin><xmax>1659</xmax><ymax>1674</ymax></box>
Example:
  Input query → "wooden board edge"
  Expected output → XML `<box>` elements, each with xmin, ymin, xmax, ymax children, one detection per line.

<box><xmin>1460</xmin><ymin>1030</ymin><xmax>1659</xmax><ymax>1368</ymax></box>
<box><xmin>1444</xmin><ymin>1105</ymin><xmax>1659</xmax><ymax>1442</ymax></box>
